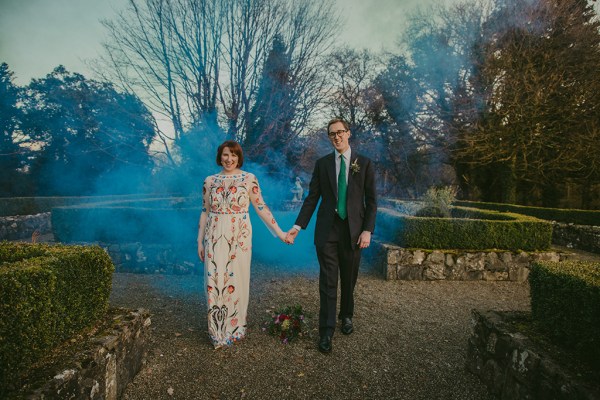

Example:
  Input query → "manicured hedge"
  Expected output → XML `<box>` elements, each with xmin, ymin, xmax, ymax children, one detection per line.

<box><xmin>51</xmin><ymin>197</ymin><xmax>199</xmax><ymax>244</ymax></box>
<box><xmin>529</xmin><ymin>260</ymin><xmax>600</xmax><ymax>369</ymax></box>
<box><xmin>454</xmin><ymin>200</ymin><xmax>600</xmax><ymax>226</ymax></box>
<box><xmin>377</xmin><ymin>206</ymin><xmax>552</xmax><ymax>251</ymax></box>
<box><xmin>0</xmin><ymin>242</ymin><xmax>114</xmax><ymax>392</ymax></box>
<box><xmin>0</xmin><ymin>194</ymin><xmax>159</xmax><ymax>217</ymax></box>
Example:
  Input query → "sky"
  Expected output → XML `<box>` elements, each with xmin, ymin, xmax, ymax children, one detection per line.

<box><xmin>0</xmin><ymin>0</ymin><xmax>447</xmax><ymax>85</ymax></box>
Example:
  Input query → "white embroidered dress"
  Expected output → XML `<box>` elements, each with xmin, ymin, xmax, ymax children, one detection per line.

<box><xmin>201</xmin><ymin>172</ymin><xmax>280</xmax><ymax>348</ymax></box>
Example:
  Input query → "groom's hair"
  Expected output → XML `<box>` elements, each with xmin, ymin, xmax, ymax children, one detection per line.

<box><xmin>216</xmin><ymin>140</ymin><xmax>244</xmax><ymax>167</ymax></box>
<box><xmin>327</xmin><ymin>118</ymin><xmax>350</xmax><ymax>133</ymax></box>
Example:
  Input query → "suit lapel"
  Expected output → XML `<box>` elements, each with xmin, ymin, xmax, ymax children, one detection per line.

<box><xmin>347</xmin><ymin>153</ymin><xmax>359</xmax><ymax>196</ymax></box>
<box><xmin>326</xmin><ymin>152</ymin><xmax>337</xmax><ymax>199</ymax></box>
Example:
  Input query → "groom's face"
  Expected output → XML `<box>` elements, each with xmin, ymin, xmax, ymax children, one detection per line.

<box><xmin>328</xmin><ymin>121</ymin><xmax>350</xmax><ymax>153</ymax></box>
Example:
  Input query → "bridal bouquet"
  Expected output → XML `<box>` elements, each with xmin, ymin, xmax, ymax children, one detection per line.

<box><xmin>264</xmin><ymin>304</ymin><xmax>308</xmax><ymax>344</ymax></box>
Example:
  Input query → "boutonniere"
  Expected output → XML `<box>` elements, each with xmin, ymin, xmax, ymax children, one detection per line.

<box><xmin>350</xmin><ymin>159</ymin><xmax>360</xmax><ymax>175</ymax></box>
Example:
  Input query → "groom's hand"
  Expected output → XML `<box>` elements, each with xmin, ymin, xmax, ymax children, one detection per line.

<box><xmin>357</xmin><ymin>231</ymin><xmax>371</xmax><ymax>249</ymax></box>
<box><xmin>285</xmin><ymin>227</ymin><xmax>299</xmax><ymax>244</ymax></box>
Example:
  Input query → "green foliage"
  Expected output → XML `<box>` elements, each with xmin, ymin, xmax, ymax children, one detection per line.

<box><xmin>246</xmin><ymin>34</ymin><xmax>295</xmax><ymax>172</ymax></box>
<box><xmin>454</xmin><ymin>200</ymin><xmax>600</xmax><ymax>226</ymax></box>
<box><xmin>0</xmin><ymin>63</ymin><xmax>25</xmax><ymax>197</ymax></box>
<box><xmin>415</xmin><ymin>206</ymin><xmax>446</xmax><ymax>218</ymax></box>
<box><xmin>0</xmin><ymin>243</ymin><xmax>114</xmax><ymax>392</ymax></box>
<box><xmin>377</xmin><ymin>206</ymin><xmax>552</xmax><ymax>251</ymax></box>
<box><xmin>21</xmin><ymin>66</ymin><xmax>155</xmax><ymax>196</ymax></box>
<box><xmin>529</xmin><ymin>261</ymin><xmax>600</xmax><ymax>369</ymax></box>
<box><xmin>0</xmin><ymin>241</ymin><xmax>50</xmax><ymax>263</ymax></box>
<box><xmin>417</xmin><ymin>186</ymin><xmax>458</xmax><ymax>218</ymax></box>
<box><xmin>51</xmin><ymin>198</ymin><xmax>199</xmax><ymax>244</ymax></box>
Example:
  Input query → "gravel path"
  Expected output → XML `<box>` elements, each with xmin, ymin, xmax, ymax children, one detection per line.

<box><xmin>109</xmin><ymin>260</ymin><xmax>531</xmax><ymax>400</ymax></box>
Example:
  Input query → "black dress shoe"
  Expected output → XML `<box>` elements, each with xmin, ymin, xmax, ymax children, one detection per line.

<box><xmin>318</xmin><ymin>335</ymin><xmax>332</xmax><ymax>354</ymax></box>
<box><xmin>341</xmin><ymin>317</ymin><xmax>354</xmax><ymax>335</ymax></box>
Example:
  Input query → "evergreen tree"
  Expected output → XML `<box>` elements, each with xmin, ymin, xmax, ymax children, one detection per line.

<box><xmin>457</xmin><ymin>0</ymin><xmax>600</xmax><ymax>206</ymax></box>
<box><xmin>21</xmin><ymin>66</ymin><xmax>156</xmax><ymax>195</ymax></box>
<box><xmin>0</xmin><ymin>63</ymin><xmax>24</xmax><ymax>196</ymax></box>
<box><xmin>245</xmin><ymin>34</ymin><xmax>295</xmax><ymax>173</ymax></box>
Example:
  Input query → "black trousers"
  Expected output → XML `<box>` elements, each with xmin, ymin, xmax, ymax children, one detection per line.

<box><xmin>316</xmin><ymin>215</ymin><xmax>362</xmax><ymax>337</ymax></box>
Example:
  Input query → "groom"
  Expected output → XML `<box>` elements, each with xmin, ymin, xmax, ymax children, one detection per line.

<box><xmin>286</xmin><ymin>118</ymin><xmax>377</xmax><ymax>354</ymax></box>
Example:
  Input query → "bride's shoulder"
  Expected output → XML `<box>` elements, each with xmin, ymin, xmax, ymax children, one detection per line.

<box><xmin>241</xmin><ymin>171</ymin><xmax>255</xmax><ymax>179</ymax></box>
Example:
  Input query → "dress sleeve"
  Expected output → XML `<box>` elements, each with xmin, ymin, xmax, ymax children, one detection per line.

<box><xmin>202</xmin><ymin>176</ymin><xmax>211</xmax><ymax>213</ymax></box>
<box><xmin>248</xmin><ymin>174</ymin><xmax>281</xmax><ymax>237</ymax></box>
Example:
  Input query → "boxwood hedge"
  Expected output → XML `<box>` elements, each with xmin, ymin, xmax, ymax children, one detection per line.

<box><xmin>51</xmin><ymin>197</ymin><xmax>199</xmax><ymax>244</ymax></box>
<box><xmin>454</xmin><ymin>200</ymin><xmax>600</xmax><ymax>226</ymax></box>
<box><xmin>0</xmin><ymin>194</ymin><xmax>158</xmax><ymax>217</ymax></box>
<box><xmin>377</xmin><ymin>206</ymin><xmax>552</xmax><ymax>251</ymax></box>
<box><xmin>529</xmin><ymin>260</ymin><xmax>600</xmax><ymax>369</ymax></box>
<box><xmin>0</xmin><ymin>242</ymin><xmax>114</xmax><ymax>393</ymax></box>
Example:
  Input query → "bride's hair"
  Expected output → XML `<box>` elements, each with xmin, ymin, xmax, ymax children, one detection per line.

<box><xmin>216</xmin><ymin>140</ymin><xmax>244</xmax><ymax>167</ymax></box>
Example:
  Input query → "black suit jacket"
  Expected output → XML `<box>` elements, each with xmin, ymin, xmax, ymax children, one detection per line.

<box><xmin>295</xmin><ymin>151</ymin><xmax>377</xmax><ymax>249</ymax></box>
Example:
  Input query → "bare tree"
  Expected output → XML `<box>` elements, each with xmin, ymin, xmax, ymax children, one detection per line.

<box><xmin>325</xmin><ymin>47</ymin><xmax>383</xmax><ymax>135</ymax></box>
<box><xmin>97</xmin><ymin>0</ymin><xmax>339</xmax><ymax>165</ymax></box>
<box><xmin>98</xmin><ymin>0</ymin><xmax>224</xmax><ymax>165</ymax></box>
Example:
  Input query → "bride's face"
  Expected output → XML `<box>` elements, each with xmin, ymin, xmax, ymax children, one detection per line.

<box><xmin>221</xmin><ymin>147</ymin><xmax>239</xmax><ymax>173</ymax></box>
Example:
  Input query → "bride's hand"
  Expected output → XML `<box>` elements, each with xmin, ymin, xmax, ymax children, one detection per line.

<box><xmin>198</xmin><ymin>242</ymin><xmax>205</xmax><ymax>262</ymax></box>
<box><xmin>278</xmin><ymin>230</ymin><xmax>291</xmax><ymax>244</ymax></box>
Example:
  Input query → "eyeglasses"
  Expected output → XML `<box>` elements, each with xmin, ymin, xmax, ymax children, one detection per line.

<box><xmin>327</xmin><ymin>129</ymin><xmax>348</xmax><ymax>138</ymax></box>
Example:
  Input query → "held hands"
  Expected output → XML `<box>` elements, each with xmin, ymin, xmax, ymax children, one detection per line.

<box><xmin>277</xmin><ymin>230</ymin><xmax>293</xmax><ymax>245</ymax></box>
<box><xmin>285</xmin><ymin>227</ymin><xmax>299</xmax><ymax>244</ymax></box>
<box><xmin>357</xmin><ymin>231</ymin><xmax>371</xmax><ymax>249</ymax></box>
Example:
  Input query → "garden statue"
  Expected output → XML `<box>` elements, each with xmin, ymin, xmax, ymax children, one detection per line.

<box><xmin>291</xmin><ymin>177</ymin><xmax>303</xmax><ymax>202</ymax></box>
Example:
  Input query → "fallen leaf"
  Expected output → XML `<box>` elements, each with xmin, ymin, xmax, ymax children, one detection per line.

<box><xmin>167</xmin><ymin>387</ymin><xmax>174</xmax><ymax>396</ymax></box>
<box><xmin>297</xmin><ymin>372</ymin><xmax>305</xmax><ymax>377</ymax></box>
<box><xmin>175</xmin><ymin>332</ymin><xmax>182</xmax><ymax>337</ymax></box>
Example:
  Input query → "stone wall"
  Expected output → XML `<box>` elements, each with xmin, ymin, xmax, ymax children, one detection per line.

<box><xmin>376</xmin><ymin>242</ymin><xmax>568</xmax><ymax>281</ymax></box>
<box><xmin>466</xmin><ymin>309</ymin><xmax>599</xmax><ymax>399</ymax></box>
<box><xmin>553</xmin><ymin>222</ymin><xmax>600</xmax><ymax>254</ymax></box>
<box><xmin>24</xmin><ymin>308</ymin><xmax>151</xmax><ymax>400</ymax></box>
<box><xmin>0</xmin><ymin>212</ymin><xmax>51</xmax><ymax>241</ymax></box>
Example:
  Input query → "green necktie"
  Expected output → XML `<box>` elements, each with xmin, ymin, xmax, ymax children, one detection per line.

<box><xmin>337</xmin><ymin>154</ymin><xmax>347</xmax><ymax>219</ymax></box>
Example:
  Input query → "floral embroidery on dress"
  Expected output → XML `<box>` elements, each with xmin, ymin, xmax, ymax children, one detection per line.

<box><xmin>201</xmin><ymin>172</ymin><xmax>281</xmax><ymax>349</ymax></box>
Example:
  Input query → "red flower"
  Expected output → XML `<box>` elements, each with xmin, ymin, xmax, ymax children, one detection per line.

<box><xmin>231</xmin><ymin>254</ymin><xmax>236</xmax><ymax>260</ymax></box>
<box><xmin>252</xmin><ymin>186</ymin><xmax>259</xmax><ymax>194</ymax></box>
<box><xmin>216</xmin><ymin>186</ymin><xmax>224</xmax><ymax>194</ymax></box>
<box><xmin>231</xmin><ymin>318</ymin><xmax>238</xmax><ymax>326</ymax></box>
<box><xmin>207</xmin><ymin>286</ymin><xmax>213</xmax><ymax>293</ymax></box>
<box><xmin>227</xmin><ymin>285</ymin><xmax>235</xmax><ymax>293</ymax></box>
<box><xmin>229</xmin><ymin>186</ymin><xmax>237</xmax><ymax>193</ymax></box>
